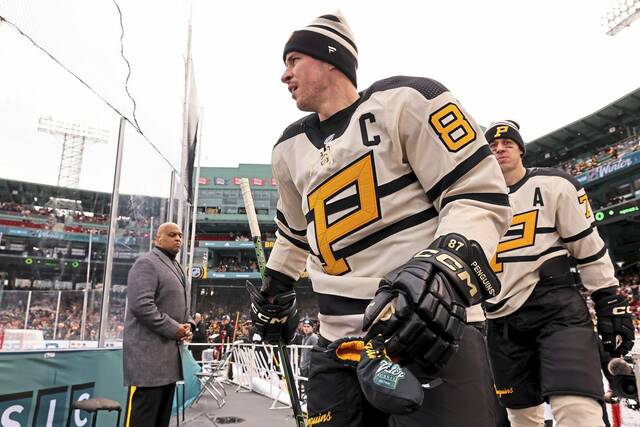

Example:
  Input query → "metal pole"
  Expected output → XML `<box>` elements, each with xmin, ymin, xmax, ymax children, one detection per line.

<box><xmin>177</xmin><ymin>3</ymin><xmax>193</xmax><ymax>237</ymax></box>
<box><xmin>98</xmin><ymin>117</ymin><xmax>126</xmax><ymax>347</ymax></box>
<box><xmin>81</xmin><ymin>230</ymin><xmax>93</xmax><ymax>340</ymax></box>
<box><xmin>53</xmin><ymin>291</ymin><xmax>61</xmax><ymax>339</ymax></box>
<box><xmin>181</xmin><ymin>203</ymin><xmax>191</xmax><ymax>266</ymax></box>
<box><xmin>187</xmin><ymin>109</ymin><xmax>203</xmax><ymax>289</ymax></box>
<box><xmin>148</xmin><ymin>217</ymin><xmax>154</xmax><ymax>251</ymax></box>
<box><xmin>24</xmin><ymin>290</ymin><xmax>32</xmax><ymax>329</ymax></box>
<box><xmin>168</xmin><ymin>171</ymin><xmax>176</xmax><ymax>222</ymax></box>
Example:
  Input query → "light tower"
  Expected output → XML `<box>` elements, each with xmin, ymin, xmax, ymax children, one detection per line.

<box><xmin>37</xmin><ymin>116</ymin><xmax>109</xmax><ymax>188</ymax></box>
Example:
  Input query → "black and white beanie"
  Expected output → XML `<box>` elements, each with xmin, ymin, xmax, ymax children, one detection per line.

<box><xmin>283</xmin><ymin>11</ymin><xmax>358</xmax><ymax>87</ymax></box>
<box><xmin>485</xmin><ymin>120</ymin><xmax>525</xmax><ymax>155</ymax></box>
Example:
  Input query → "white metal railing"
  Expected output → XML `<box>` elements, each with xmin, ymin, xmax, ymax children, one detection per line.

<box><xmin>187</xmin><ymin>342</ymin><xmax>312</xmax><ymax>413</ymax></box>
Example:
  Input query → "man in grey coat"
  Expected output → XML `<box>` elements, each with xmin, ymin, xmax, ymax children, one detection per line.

<box><xmin>123</xmin><ymin>222</ymin><xmax>194</xmax><ymax>427</ymax></box>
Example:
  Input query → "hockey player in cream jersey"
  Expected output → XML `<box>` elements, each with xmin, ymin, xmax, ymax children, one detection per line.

<box><xmin>485</xmin><ymin>120</ymin><xmax>634</xmax><ymax>427</ymax></box>
<box><xmin>247</xmin><ymin>11</ymin><xmax>512</xmax><ymax>427</ymax></box>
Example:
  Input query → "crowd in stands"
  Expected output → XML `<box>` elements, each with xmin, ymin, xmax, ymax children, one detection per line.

<box><xmin>0</xmin><ymin>306</ymin><xmax>26</xmax><ymax>331</ymax></box>
<box><xmin>296</xmin><ymin>290</ymin><xmax>320</xmax><ymax>320</ymax></box>
<box><xmin>1</xmin><ymin>202</ymin><xmax>106</xmax><ymax>232</ymax></box>
<box><xmin>196</xmin><ymin>231</ymin><xmax>276</xmax><ymax>242</ymax></box>
<box><xmin>588</xmin><ymin>185</ymin><xmax>637</xmax><ymax>211</ymax></box>
<box><xmin>193</xmin><ymin>286</ymin><xmax>319</xmax><ymax>349</ymax></box>
<box><xmin>0</xmin><ymin>202</ymin><xmax>153</xmax><ymax>239</ymax></box>
<box><xmin>593</xmin><ymin>194</ymin><xmax>628</xmax><ymax>210</ymax></box>
<box><xmin>2</xmin><ymin>267</ymin><xmax>639</xmax><ymax>349</ymax></box>
<box><xmin>0</xmin><ymin>202</ymin><xmax>35</xmax><ymax>216</ymax></box>
<box><xmin>557</xmin><ymin>136</ymin><xmax>639</xmax><ymax>177</ymax></box>
<box><xmin>0</xmin><ymin>290</ymin><xmax>126</xmax><ymax>342</ymax></box>
<box><xmin>191</xmin><ymin>309</ymin><xmax>320</xmax><ymax>355</ymax></box>
<box><xmin>212</xmin><ymin>257</ymin><xmax>259</xmax><ymax>273</ymax></box>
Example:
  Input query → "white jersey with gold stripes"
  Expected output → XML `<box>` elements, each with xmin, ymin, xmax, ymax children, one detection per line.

<box><xmin>267</xmin><ymin>76</ymin><xmax>512</xmax><ymax>341</ymax></box>
<box><xmin>485</xmin><ymin>167</ymin><xmax>618</xmax><ymax>319</ymax></box>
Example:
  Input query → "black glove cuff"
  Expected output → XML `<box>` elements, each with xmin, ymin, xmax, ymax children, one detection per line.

<box><xmin>262</xmin><ymin>267</ymin><xmax>296</xmax><ymax>297</ymax></box>
<box><xmin>411</xmin><ymin>233</ymin><xmax>500</xmax><ymax>306</ymax></box>
<box><xmin>592</xmin><ymin>286</ymin><xmax>619</xmax><ymax>307</ymax></box>
<box><xmin>246</xmin><ymin>279</ymin><xmax>299</xmax><ymax>344</ymax></box>
<box><xmin>428</xmin><ymin>233</ymin><xmax>500</xmax><ymax>301</ymax></box>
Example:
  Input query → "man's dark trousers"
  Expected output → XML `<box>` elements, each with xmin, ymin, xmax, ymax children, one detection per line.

<box><xmin>125</xmin><ymin>383</ymin><xmax>175</xmax><ymax>427</ymax></box>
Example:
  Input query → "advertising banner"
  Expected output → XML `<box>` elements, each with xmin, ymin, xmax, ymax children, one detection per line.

<box><xmin>0</xmin><ymin>348</ymin><xmax>200</xmax><ymax>427</ymax></box>
<box><xmin>576</xmin><ymin>151</ymin><xmax>640</xmax><ymax>185</ymax></box>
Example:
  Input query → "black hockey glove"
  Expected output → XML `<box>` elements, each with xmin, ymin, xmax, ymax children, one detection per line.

<box><xmin>362</xmin><ymin>233</ymin><xmax>500</xmax><ymax>372</ymax></box>
<box><xmin>246</xmin><ymin>269</ymin><xmax>299</xmax><ymax>344</ymax></box>
<box><xmin>593</xmin><ymin>286</ymin><xmax>634</xmax><ymax>357</ymax></box>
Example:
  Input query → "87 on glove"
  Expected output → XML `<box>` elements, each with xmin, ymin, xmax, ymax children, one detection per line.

<box><xmin>363</xmin><ymin>233</ymin><xmax>500</xmax><ymax>372</ymax></box>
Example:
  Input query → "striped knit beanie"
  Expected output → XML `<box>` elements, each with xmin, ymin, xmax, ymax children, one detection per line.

<box><xmin>283</xmin><ymin>11</ymin><xmax>358</xmax><ymax>87</ymax></box>
<box><xmin>485</xmin><ymin>120</ymin><xmax>525</xmax><ymax>155</ymax></box>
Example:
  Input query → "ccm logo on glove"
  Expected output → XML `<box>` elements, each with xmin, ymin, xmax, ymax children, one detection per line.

<box><xmin>413</xmin><ymin>248</ymin><xmax>477</xmax><ymax>298</ymax></box>
<box><xmin>252</xmin><ymin>308</ymin><xmax>289</xmax><ymax>324</ymax></box>
<box><xmin>613</xmin><ymin>306</ymin><xmax>632</xmax><ymax>315</ymax></box>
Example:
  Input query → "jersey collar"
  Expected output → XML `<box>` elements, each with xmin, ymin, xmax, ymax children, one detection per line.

<box><xmin>508</xmin><ymin>168</ymin><xmax>532</xmax><ymax>193</ymax></box>
<box><xmin>304</xmin><ymin>97</ymin><xmax>363</xmax><ymax>150</ymax></box>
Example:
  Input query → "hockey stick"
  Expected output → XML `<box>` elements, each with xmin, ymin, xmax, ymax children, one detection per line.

<box><xmin>239</xmin><ymin>178</ymin><xmax>305</xmax><ymax>427</ymax></box>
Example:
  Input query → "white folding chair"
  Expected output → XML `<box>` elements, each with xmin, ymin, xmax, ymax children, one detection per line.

<box><xmin>193</xmin><ymin>347</ymin><xmax>227</xmax><ymax>407</ymax></box>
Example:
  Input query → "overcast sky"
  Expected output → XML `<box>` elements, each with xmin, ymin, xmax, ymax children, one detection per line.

<box><xmin>0</xmin><ymin>0</ymin><xmax>638</xmax><ymax>197</ymax></box>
